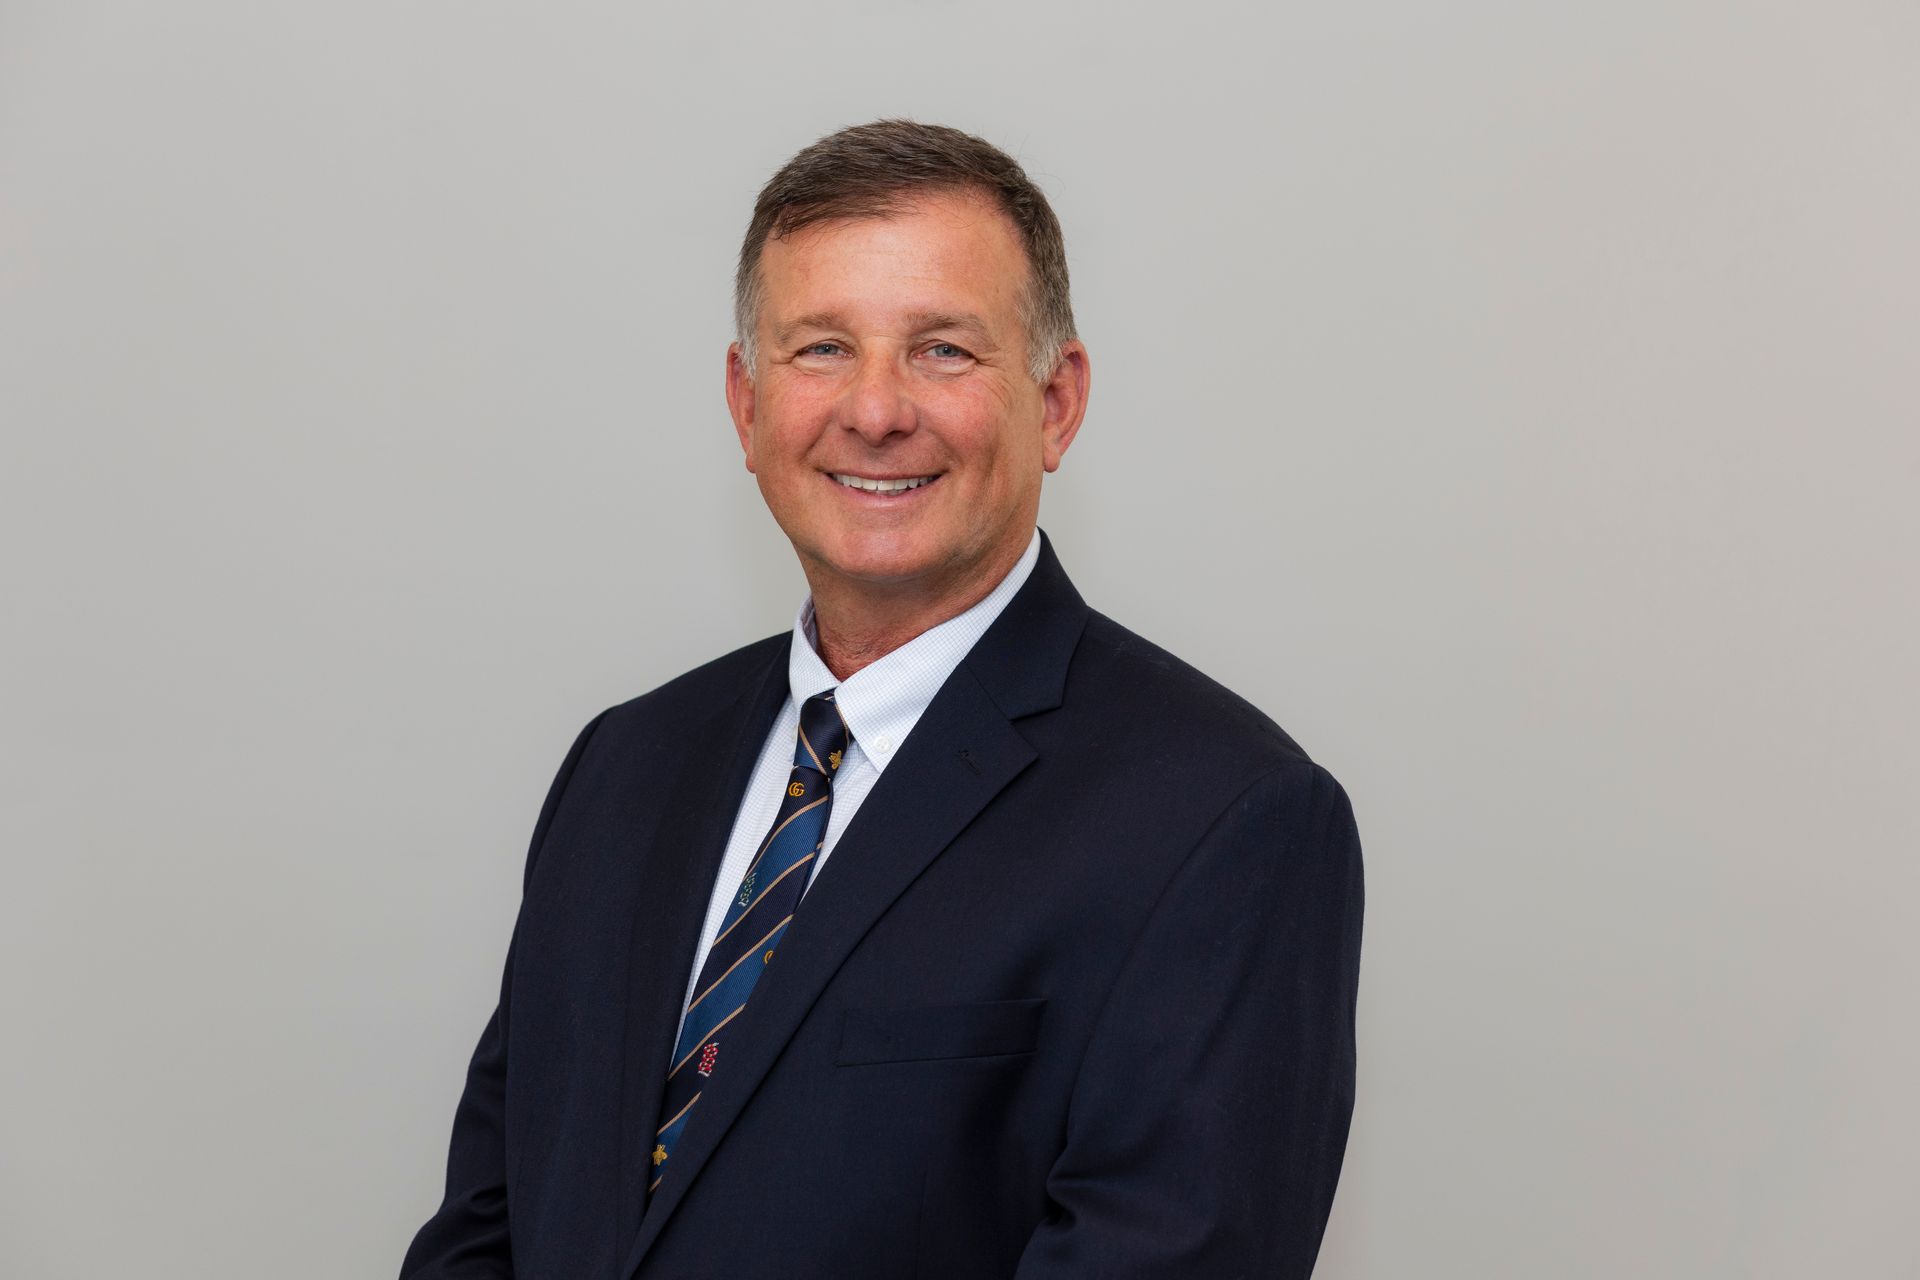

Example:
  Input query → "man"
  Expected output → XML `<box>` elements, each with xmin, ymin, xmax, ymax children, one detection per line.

<box><xmin>401</xmin><ymin>119</ymin><xmax>1363</xmax><ymax>1279</ymax></box>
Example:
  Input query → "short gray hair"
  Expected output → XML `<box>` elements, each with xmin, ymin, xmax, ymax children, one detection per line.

<box><xmin>734</xmin><ymin>119</ymin><xmax>1077</xmax><ymax>384</ymax></box>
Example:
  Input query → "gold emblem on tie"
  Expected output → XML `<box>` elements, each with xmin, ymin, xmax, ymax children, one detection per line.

<box><xmin>827</xmin><ymin>749</ymin><xmax>842</xmax><ymax>771</ymax></box>
<box><xmin>652</xmin><ymin>1145</ymin><xmax>667</xmax><ymax>1166</ymax></box>
<box><xmin>788</xmin><ymin>781</ymin><xmax>805</xmax><ymax>797</ymax></box>
<box><xmin>764</xmin><ymin>949</ymin><xmax>775</xmax><ymax>963</ymax></box>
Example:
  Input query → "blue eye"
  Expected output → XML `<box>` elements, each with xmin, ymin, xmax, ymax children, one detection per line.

<box><xmin>928</xmin><ymin>343</ymin><xmax>968</xmax><ymax>359</ymax></box>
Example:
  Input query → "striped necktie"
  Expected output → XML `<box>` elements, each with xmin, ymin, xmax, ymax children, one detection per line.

<box><xmin>650</xmin><ymin>689</ymin><xmax>850</xmax><ymax>1194</ymax></box>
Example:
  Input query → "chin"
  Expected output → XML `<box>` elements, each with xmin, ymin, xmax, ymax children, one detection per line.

<box><xmin>817</xmin><ymin>542</ymin><xmax>939</xmax><ymax>586</ymax></box>
<box><xmin>799</xmin><ymin>524</ymin><xmax>958</xmax><ymax>586</ymax></box>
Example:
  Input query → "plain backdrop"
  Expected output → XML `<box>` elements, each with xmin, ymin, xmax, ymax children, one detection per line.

<box><xmin>2</xmin><ymin>2</ymin><xmax>1915</xmax><ymax>1276</ymax></box>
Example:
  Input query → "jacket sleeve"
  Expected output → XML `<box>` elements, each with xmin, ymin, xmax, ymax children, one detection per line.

<box><xmin>1013</xmin><ymin>761</ymin><xmax>1364</xmax><ymax>1279</ymax></box>
<box><xmin>398</xmin><ymin>711</ymin><xmax>607</xmax><ymax>1279</ymax></box>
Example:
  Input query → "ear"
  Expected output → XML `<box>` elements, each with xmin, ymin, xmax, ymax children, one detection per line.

<box><xmin>725</xmin><ymin>342</ymin><xmax>757</xmax><ymax>472</ymax></box>
<box><xmin>1039</xmin><ymin>340</ymin><xmax>1091</xmax><ymax>473</ymax></box>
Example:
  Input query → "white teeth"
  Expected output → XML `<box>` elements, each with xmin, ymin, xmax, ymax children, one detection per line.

<box><xmin>832</xmin><ymin>474</ymin><xmax>934</xmax><ymax>494</ymax></box>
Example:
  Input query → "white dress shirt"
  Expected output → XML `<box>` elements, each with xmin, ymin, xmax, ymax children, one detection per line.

<box><xmin>674</xmin><ymin>529</ymin><xmax>1041</xmax><ymax>1037</ymax></box>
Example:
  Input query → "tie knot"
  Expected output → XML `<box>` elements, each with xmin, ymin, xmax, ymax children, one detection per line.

<box><xmin>794</xmin><ymin>690</ymin><xmax>850</xmax><ymax>778</ymax></box>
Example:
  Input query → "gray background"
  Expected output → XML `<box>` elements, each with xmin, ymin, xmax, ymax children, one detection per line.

<box><xmin>2</xmin><ymin>1</ymin><xmax>1914</xmax><ymax>1276</ymax></box>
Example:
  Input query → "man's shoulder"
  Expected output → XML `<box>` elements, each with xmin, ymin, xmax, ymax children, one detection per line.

<box><xmin>592</xmin><ymin>631</ymin><xmax>787</xmax><ymax>741</ymax></box>
<box><xmin>1069</xmin><ymin>610</ymin><xmax>1315</xmax><ymax>772</ymax></box>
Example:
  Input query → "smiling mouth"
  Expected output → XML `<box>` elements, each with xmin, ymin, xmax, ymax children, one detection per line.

<box><xmin>830</xmin><ymin>473</ymin><xmax>940</xmax><ymax>495</ymax></box>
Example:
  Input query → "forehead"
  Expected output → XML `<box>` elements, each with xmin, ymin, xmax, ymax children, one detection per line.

<box><xmin>756</xmin><ymin>191</ymin><xmax>1029</xmax><ymax>326</ymax></box>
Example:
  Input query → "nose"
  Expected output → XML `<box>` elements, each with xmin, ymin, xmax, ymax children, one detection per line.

<box><xmin>838</xmin><ymin>350</ymin><xmax>918</xmax><ymax>446</ymax></box>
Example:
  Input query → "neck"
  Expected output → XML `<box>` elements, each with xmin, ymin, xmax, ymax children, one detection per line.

<box><xmin>804</xmin><ymin>535</ymin><xmax>1030</xmax><ymax>681</ymax></box>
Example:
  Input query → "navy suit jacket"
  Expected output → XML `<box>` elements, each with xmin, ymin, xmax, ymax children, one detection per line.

<box><xmin>401</xmin><ymin>534</ymin><xmax>1363</xmax><ymax>1279</ymax></box>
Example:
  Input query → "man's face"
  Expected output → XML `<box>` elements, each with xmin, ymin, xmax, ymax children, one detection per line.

<box><xmin>726</xmin><ymin>190</ymin><xmax>1087</xmax><ymax>608</ymax></box>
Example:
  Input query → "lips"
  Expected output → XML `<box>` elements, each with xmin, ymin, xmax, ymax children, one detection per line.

<box><xmin>830</xmin><ymin>473</ymin><xmax>938</xmax><ymax>494</ymax></box>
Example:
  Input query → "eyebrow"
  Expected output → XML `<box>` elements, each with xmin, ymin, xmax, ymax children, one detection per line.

<box><xmin>770</xmin><ymin>310</ymin><xmax>997</xmax><ymax>347</ymax></box>
<box><xmin>770</xmin><ymin>312</ymin><xmax>847</xmax><ymax>346</ymax></box>
<box><xmin>906</xmin><ymin>311</ymin><xmax>993</xmax><ymax>341</ymax></box>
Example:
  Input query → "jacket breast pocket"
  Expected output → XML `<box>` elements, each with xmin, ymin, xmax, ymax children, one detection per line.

<box><xmin>835</xmin><ymin>997</ymin><xmax>1047</xmax><ymax>1066</ymax></box>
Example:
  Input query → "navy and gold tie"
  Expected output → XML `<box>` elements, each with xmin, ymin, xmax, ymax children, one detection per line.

<box><xmin>650</xmin><ymin>689</ymin><xmax>850</xmax><ymax>1194</ymax></box>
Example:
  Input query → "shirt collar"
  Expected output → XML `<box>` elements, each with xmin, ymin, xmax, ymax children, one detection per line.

<box><xmin>786</xmin><ymin>528</ymin><xmax>1041</xmax><ymax>772</ymax></box>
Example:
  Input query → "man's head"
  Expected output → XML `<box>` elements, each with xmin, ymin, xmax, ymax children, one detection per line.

<box><xmin>725</xmin><ymin>121</ymin><xmax>1091</xmax><ymax>626</ymax></box>
<box><xmin>733</xmin><ymin>120</ymin><xmax>1077</xmax><ymax>386</ymax></box>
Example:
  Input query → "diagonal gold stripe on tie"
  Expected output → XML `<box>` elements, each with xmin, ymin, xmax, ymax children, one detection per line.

<box><xmin>655</xmin><ymin>1089</ymin><xmax>702</xmax><ymax>1137</ymax></box>
<box><xmin>798</xmin><ymin>722</ymin><xmax>827</xmax><ymax>773</ymax></box>
<box><xmin>685</xmin><ymin>915</ymin><xmax>791</xmax><ymax>1017</ymax></box>
<box><xmin>708</xmin><ymin>854</ymin><xmax>812</xmax><ymax>951</ymax></box>
<box><xmin>668</xmin><ymin>1003</ymin><xmax>746</xmax><ymax>1080</ymax></box>
<box><xmin>742</xmin><ymin>794</ymin><xmax>830</xmax><ymax>881</ymax></box>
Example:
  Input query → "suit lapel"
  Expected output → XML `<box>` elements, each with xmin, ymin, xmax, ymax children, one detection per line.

<box><xmin>622</xmin><ymin>532</ymin><xmax>1090</xmax><ymax>1277</ymax></box>
<box><xmin>614</xmin><ymin>642</ymin><xmax>789</xmax><ymax>1255</ymax></box>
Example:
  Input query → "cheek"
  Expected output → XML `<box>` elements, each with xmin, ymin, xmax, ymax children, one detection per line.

<box><xmin>754</xmin><ymin>388</ymin><xmax>834</xmax><ymax>463</ymax></box>
<box><xmin>947</xmin><ymin>386</ymin><xmax>1042</xmax><ymax>471</ymax></box>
